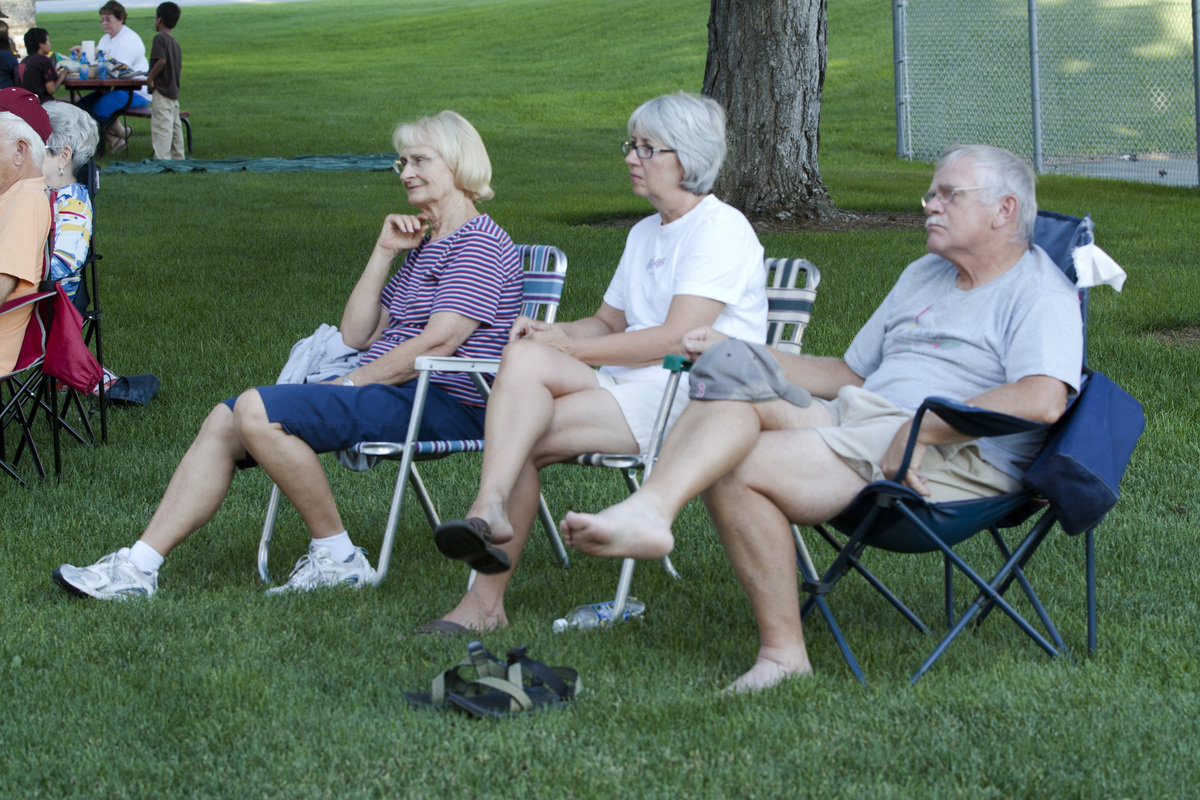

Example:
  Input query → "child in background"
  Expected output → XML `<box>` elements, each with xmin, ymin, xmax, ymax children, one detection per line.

<box><xmin>146</xmin><ymin>2</ymin><xmax>183</xmax><ymax>159</ymax></box>
<box><xmin>18</xmin><ymin>28</ymin><xmax>68</xmax><ymax>102</ymax></box>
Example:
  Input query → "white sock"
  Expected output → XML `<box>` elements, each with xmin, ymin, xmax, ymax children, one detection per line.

<box><xmin>312</xmin><ymin>531</ymin><xmax>355</xmax><ymax>562</ymax></box>
<box><xmin>128</xmin><ymin>541</ymin><xmax>164</xmax><ymax>574</ymax></box>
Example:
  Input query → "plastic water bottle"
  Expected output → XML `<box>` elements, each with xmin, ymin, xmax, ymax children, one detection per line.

<box><xmin>78</xmin><ymin>52</ymin><xmax>89</xmax><ymax>80</ymax></box>
<box><xmin>552</xmin><ymin>597</ymin><xmax>645</xmax><ymax>632</ymax></box>
<box><xmin>97</xmin><ymin>60</ymin><xmax>108</xmax><ymax>80</ymax></box>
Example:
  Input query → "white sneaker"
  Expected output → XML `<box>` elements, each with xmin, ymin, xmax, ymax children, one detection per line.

<box><xmin>52</xmin><ymin>548</ymin><xmax>158</xmax><ymax>600</ymax></box>
<box><xmin>266</xmin><ymin>545</ymin><xmax>377</xmax><ymax>595</ymax></box>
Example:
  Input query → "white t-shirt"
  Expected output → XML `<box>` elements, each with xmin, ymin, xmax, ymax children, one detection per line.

<box><xmin>99</xmin><ymin>26</ymin><xmax>150</xmax><ymax>99</ymax></box>
<box><xmin>601</xmin><ymin>194</ymin><xmax>767</xmax><ymax>382</ymax></box>
<box><xmin>844</xmin><ymin>245</ymin><xmax>1083</xmax><ymax>478</ymax></box>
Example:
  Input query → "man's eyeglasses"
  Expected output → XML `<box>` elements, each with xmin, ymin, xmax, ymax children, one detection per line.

<box><xmin>920</xmin><ymin>185</ymin><xmax>993</xmax><ymax>209</ymax></box>
<box><xmin>622</xmin><ymin>140</ymin><xmax>676</xmax><ymax>160</ymax></box>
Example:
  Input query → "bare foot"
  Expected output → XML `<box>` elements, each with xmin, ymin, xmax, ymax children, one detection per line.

<box><xmin>436</xmin><ymin>587</ymin><xmax>509</xmax><ymax>632</ymax></box>
<box><xmin>560</xmin><ymin>498</ymin><xmax>675</xmax><ymax>560</ymax></box>
<box><xmin>464</xmin><ymin>500</ymin><xmax>515</xmax><ymax>545</ymax></box>
<box><xmin>722</xmin><ymin>651</ymin><xmax>813</xmax><ymax>694</ymax></box>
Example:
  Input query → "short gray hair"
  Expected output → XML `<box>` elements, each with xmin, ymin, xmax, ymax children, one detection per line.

<box><xmin>628</xmin><ymin>92</ymin><xmax>726</xmax><ymax>195</ymax></box>
<box><xmin>0</xmin><ymin>111</ymin><xmax>46</xmax><ymax>170</ymax></box>
<box><xmin>44</xmin><ymin>101</ymin><xmax>101</xmax><ymax>170</ymax></box>
<box><xmin>937</xmin><ymin>144</ymin><xmax>1037</xmax><ymax>244</ymax></box>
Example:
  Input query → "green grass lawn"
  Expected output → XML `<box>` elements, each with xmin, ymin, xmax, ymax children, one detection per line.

<box><xmin>4</xmin><ymin>0</ymin><xmax>1198</xmax><ymax>797</ymax></box>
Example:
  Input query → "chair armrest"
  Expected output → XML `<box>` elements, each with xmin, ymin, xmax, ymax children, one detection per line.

<box><xmin>661</xmin><ymin>354</ymin><xmax>692</xmax><ymax>372</ymax></box>
<box><xmin>920</xmin><ymin>397</ymin><xmax>1047</xmax><ymax>439</ymax></box>
<box><xmin>414</xmin><ymin>355</ymin><xmax>501</xmax><ymax>374</ymax></box>
<box><xmin>890</xmin><ymin>396</ymin><xmax>1049</xmax><ymax>482</ymax></box>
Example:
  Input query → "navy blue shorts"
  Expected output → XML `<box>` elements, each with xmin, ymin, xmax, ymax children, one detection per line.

<box><xmin>222</xmin><ymin>381</ymin><xmax>486</xmax><ymax>469</ymax></box>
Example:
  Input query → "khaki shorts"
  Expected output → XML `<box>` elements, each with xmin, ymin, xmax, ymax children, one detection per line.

<box><xmin>595</xmin><ymin>370</ymin><xmax>691</xmax><ymax>454</ymax></box>
<box><xmin>814</xmin><ymin>385</ymin><xmax>1021</xmax><ymax>503</ymax></box>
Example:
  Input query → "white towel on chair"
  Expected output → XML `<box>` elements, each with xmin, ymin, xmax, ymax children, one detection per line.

<box><xmin>277</xmin><ymin>324</ymin><xmax>375</xmax><ymax>471</ymax></box>
<box><xmin>276</xmin><ymin>323</ymin><xmax>362</xmax><ymax>385</ymax></box>
<box><xmin>1072</xmin><ymin>243</ymin><xmax>1126</xmax><ymax>292</ymax></box>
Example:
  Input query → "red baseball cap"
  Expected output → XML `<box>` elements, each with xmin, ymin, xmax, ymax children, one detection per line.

<box><xmin>0</xmin><ymin>88</ymin><xmax>53</xmax><ymax>144</ymax></box>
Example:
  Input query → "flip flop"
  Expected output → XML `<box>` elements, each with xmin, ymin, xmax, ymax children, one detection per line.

<box><xmin>403</xmin><ymin>639</ymin><xmax>506</xmax><ymax>711</ymax></box>
<box><xmin>434</xmin><ymin>518</ymin><xmax>511</xmax><ymax>575</ymax></box>
<box><xmin>448</xmin><ymin>645</ymin><xmax>581</xmax><ymax>718</ymax></box>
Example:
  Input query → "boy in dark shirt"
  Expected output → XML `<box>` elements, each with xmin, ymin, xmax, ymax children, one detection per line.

<box><xmin>147</xmin><ymin>3</ymin><xmax>183</xmax><ymax>159</ymax></box>
<box><xmin>18</xmin><ymin>28</ymin><xmax>67</xmax><ymax>102</ymax></box>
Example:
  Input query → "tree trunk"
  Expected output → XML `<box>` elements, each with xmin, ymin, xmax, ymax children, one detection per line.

<box><xmin>703</xmin><ymin>0</ymin><xmax>843</xmax><ymax>224</ymax></box>
<box><xmin>2</xmin><ymin>0</ymin><xmax>38</xmax><ymax>56</ymax></box>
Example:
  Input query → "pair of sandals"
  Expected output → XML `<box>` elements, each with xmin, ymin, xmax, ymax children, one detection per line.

<box><xmin>404</xmin><ymin>640</ymin><xmax>580</xmax><ymax>718</ymax></box>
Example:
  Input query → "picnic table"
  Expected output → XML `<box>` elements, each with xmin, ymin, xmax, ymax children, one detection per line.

<box><xmin>64</xmin><ymin>75</ymin><xmax>148</xmax><ymax>156</ymax></box>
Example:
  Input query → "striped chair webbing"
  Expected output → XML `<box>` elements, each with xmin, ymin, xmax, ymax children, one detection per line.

<box><xmin>766</xmin><ymin>257</ymin><xmax>821</xmax><ymax>293</ymax></box>
<box><xmin>519</xmin><ymin>271</ymin><xmax>566</xmax><ymax>320</ymax></box>
<box><xmin>515</xmin><ymin>244</ymin><xmax>568</xmax><ymax>324</ymax></box>
<box><xmin>765</xmin><ymin>258</ymin><xmax>821</xmax><ymax>354</ymax></box>
<box><xmin>348</xmin><ymin>438</ymin><xmax>486</xmax><ymax>459</ymax></box>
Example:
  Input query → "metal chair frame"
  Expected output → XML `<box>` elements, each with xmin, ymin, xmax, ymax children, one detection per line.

<box><xmin>573</xmin><ymin>257</ymin><xmax>823</xmax><ymax>622</ymax></box>
<box><xmin>257</xmin><ymin>244</ymin><xmax>569</xmax><ymax>586</ymax></box>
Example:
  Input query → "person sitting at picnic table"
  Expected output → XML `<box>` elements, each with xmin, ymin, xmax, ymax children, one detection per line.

<box><xmin>0</xmin><ymin>88</ymin><xmax>52</xmax><ymax>375</ymax></box>
<box><xmin>560</xmin><ymin>144</ymin><xmax>1084</xmax><ymax>693</ymax></box>
<box><xmin>41</xmin><ymin>101</ymin><xmax>100</xmax><ymax>302</ymax></box>
<box><xmin>53</xmin><ymin>110</ymin><xmax>523</xmax><ymax>600</ymax></box>
<box><xmin>73</xmin><ymin>1</ymin><xmax>150</xmax><ymax>152</ymax></box>
<box><xmin>0</xmin><ymin>18</ymin><xmax>20</xmax><ymax>90</ymax></box>
<box><xmin>17</xmin><ymin>28</ymin><xmax>68</xmax><ymax>103</ymax></box>
<box><xmin>422</xmin><ymin>91</ymin><xmax>767</xmax><ymax>635</ymax></box>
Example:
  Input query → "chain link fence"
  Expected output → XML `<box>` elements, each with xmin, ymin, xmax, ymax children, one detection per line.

<box><xmin>894</xmin><ymin>0</ymin><xmax>1199</xmax><ymax>187</ymax></box>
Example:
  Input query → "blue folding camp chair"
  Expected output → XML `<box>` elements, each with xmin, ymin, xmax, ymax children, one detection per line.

<box><xmin>257</xmin><ymin>244</ymin><xmax>570</xmax><ymax>586</ymax></box>
<box><xmin>799</xmin><ymin>210</ymin><xmax>1143</xmax><ymax>683</ymax></box>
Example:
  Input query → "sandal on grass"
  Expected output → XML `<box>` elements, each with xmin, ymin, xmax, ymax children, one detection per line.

<box><xmin>433</xmin><ymin>518</ymin><xmax>511</xmax><ymax>575</ymax></box>
<box><xmin>403</xmin><ymin>639</ymin><xmax>507</xmax><ymax>710</ymax></box>
<box><xmin>448</xmin><ymin>645</ymin><xmax>581</xmax><ymax>718</ymax></box>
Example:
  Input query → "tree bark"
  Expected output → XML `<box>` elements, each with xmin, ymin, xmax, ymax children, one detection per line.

<box><xmin>703</xmin><ymin>0</ymin><xmax>844</xmax><ymax>224</ymax></box>
<box><xmin>2</xmin><ymin>0</ymin><xmax>38</xmax><ymax>56</ymax></box>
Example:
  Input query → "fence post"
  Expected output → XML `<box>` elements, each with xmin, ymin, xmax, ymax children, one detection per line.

<box><xmin>1028</xmin><ymin>0</ymin><xmax>1044</xmax><ymax>173</ymax></box>
<box><xmin>893</xmin><ymin>0</ymin><xmax>910</xmax><ymax>159</ymax></box>
<box><xmin>1193</xmin><ymin>0</ymin><xmax>1199</xmax><ymax>187</ymax></box>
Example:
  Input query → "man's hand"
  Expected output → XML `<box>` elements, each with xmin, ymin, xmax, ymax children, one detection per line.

<box><xmin>881</xmin><ymin>419</ymin><xmax>930</xmax><ymax>496</ymax></box>
<box><xmin>681</xmin><ymin>326</ymin><xmax>727</xmax><ymax>360</ymax></box>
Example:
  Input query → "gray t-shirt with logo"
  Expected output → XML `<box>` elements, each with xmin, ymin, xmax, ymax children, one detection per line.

<box><xmin>844</xmin><ymin>245</ymin><xmax>1083</xmax><ymax>478</ymax></box>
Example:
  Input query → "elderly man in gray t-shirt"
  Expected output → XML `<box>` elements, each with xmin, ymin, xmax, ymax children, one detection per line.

<box><xmin>559</xmin><ymin>143</ymin><xmax>1083</xmax><ymax>694</ymax></box>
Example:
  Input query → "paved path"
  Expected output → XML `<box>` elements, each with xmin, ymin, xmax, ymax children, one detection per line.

<box><xmin>38</xmin><ymin>0</ymin><xmax>317</xmax><ymax>11</ymax></box>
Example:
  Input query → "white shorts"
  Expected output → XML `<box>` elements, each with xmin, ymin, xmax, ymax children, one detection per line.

<box><xmin>594</xmin><ymin>370</ymin><xmax>691</xmax><ymax>454</ymax></box>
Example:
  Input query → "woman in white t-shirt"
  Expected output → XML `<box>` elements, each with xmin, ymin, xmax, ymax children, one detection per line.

<box><xmin>73</xmin><ymin>1</ymin><xmax>150</xmax><ymax>152</ymax></box>
<box><xmin>423</xmin><ymin>92</ymin><xmax>767</xmax><ymax>634</ymax></box>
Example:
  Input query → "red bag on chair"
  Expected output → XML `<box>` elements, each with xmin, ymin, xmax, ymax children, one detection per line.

<box><xmin>43</xmin><ymin>283</ymin><xmax>102</xmax><ymax>393</ymax></box>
